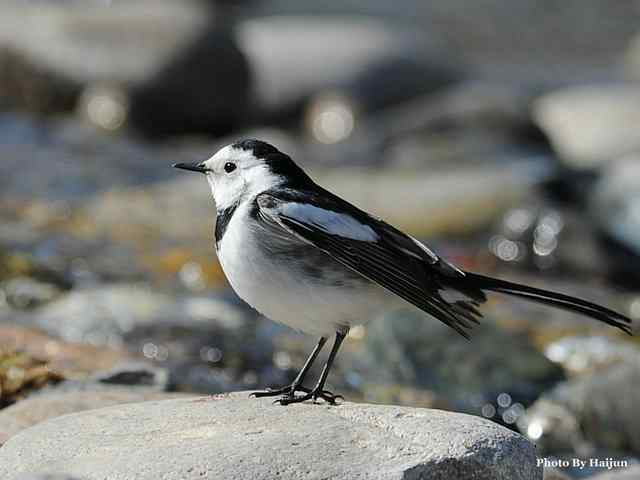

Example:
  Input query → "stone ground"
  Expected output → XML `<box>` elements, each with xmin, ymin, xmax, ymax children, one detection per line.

<box><xmin>0</xmin><ymin>392</ymin><xmax>541</xmax><ymax>480</ymax></box>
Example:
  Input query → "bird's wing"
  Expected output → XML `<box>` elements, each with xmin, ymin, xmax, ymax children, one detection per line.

<box><xmin>255</xmin><ymin>189</ymin><xmax>486</xmax><ymax>338</ymax></box>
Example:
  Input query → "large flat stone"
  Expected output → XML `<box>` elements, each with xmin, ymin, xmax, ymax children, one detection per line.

<box><xmin>0</xmin><ymin>392</ymin><xmax>540</xmax><ymax>480</ymax></box>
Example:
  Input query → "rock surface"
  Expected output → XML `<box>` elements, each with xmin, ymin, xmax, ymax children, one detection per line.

<box><xmin>0</xmin><ymin>388</ymin><xmax>190</xmax><ymax>445</ymax></box>
<box><xmin>0</xmin><ymin>393</ymin><xmax>541</xmax><ymax>480</ymax></box>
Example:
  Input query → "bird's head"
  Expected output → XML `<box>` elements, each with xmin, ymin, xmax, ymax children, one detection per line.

<box><xmin>173</xmin><ymin>139</ymin><xmax>311</xmax><ymax>210</ymax></box>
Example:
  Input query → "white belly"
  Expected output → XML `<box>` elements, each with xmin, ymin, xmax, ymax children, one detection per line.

<box><xmin>216</xmin><ymin>206</ymin><xmax>388</xmax><ymax>336</ymax></box>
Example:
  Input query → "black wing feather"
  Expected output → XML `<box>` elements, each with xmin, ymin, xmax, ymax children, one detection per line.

<box><xmin>256</xmin><ymin>189</ymin><xmax>485</xmax><ymax>338</ymax></box>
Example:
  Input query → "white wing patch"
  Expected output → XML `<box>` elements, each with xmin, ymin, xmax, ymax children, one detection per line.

<box><xmin>273</xmin><ymin>202</ymin><xmax>379</xmax><ymax>242</ymax></box>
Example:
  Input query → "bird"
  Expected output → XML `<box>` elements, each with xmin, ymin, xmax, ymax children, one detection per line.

<box><xmin>174</xmin><ymin>139</ymin><xmax>633</xmax><ymax>406</ymax></box>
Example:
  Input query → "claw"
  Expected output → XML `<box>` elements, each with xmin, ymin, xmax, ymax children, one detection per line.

<box><xmin>251</xmin><ymin>384</ymin><xmax>310</xmax><ymax>399</ymax></box>
<box><xmin>268</xmin><ymin>388</ymin><xmax>344</xmax><ymax>406</ymax></box>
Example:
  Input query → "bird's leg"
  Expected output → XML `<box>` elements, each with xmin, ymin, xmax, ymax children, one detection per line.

<box><xmin>250</xmin><ymin>336</ymin><xmax>327</xmax><ymax>398</ymax></box>
<box><xmin>277</xmin><ymin>330</ymin><xmax>347</xmax><ymax>406</ymax></box>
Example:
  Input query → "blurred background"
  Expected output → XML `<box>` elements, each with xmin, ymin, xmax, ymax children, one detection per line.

<box><xmin>1</xmin><ymin>0</ymin><xmax>640</xmax><ymax>477</ymax></box>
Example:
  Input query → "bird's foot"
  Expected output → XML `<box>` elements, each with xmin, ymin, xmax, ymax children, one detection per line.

<box><xmin>275</xmin><ymin>388</ymin><xmax>343</xmax><ymax>406</ymax></box>
<box><xmin>250</xmin><ymin>384</ymin><xmax>310</xmax><ymax>398</ymax></box>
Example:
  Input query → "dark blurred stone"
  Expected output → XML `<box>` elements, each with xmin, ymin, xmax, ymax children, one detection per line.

<box><xmin>591</xmin><ymin>158</ymin><xmax>640</xmax><ymax>286</ymax></box>
<box><xmin>91</xmin><ymin>362</ymin><xmax>168</xmax><ymax>389</ymax></box>
<box><xmin>128</xmin><ymin>27</ymin><xmax>250</xmax><ymax>137</ymax></box>
<box><xmin>0</xmin><ymin>276</ymin><xmax>63</xmax><ymax>310</ymax></box>
<box><xmin>361</xmin><ymin>309</ymin><xmax>565</xmax><ymax>420</ymax></box>
<box><xmin>519</xmin><ymin>358</ymin><xmax>640</xmax><ymax>456</ymax></box>
<box><xmin>0</xmin><ymin>1</ymin><xmax>251</xmax><ymax>137</ymax></box>
<box><xmin>0</xmin><ymin>47</ymin><xmax>79</xmax><ymax>114</ymax></box>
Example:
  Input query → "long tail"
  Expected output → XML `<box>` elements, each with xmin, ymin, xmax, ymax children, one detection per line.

<box><xmin>461</xmin><ymin>272</ymin><xmax>633</xmax><ymax>336</ymax></box>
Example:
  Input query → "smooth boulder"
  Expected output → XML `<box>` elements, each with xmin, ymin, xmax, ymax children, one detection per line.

<box><xmin>0</xmin><ymin>393</ymin><xmax>540</xmax><ymax>480</ymax></box>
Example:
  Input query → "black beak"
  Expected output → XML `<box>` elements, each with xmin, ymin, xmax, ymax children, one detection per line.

<box><xmin>172</xmin><ymin>162</ymin><xmax>209</xmax><ymax>174</ymax></box>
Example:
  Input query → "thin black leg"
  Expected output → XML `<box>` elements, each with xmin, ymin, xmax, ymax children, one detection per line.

<box><xmin>250</xmin><ymin>336</ymin><xmax>327</xmax><ymax>398</ymax></box>
<box><xmin>277</xmin><ymin>330</ymin><xmax>347</xmax><ymax>406</ymax></box>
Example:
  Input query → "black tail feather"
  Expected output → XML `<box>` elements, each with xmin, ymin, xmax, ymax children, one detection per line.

<box><xmin>462</xmin><ymin>272</ymin><xmax>633</xmax><ymax>336</ymax></box>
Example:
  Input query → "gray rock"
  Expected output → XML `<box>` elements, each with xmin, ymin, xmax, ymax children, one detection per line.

<box><xmin>15</xmin><ymin>475</ymin><xmax>83</xmax><ymax>480</ymax></box>
<box><xmin>0</xmin><ymin>393</ymin><xmax>541</xmax><ymax>480</ymax></box>
<box><xmin>23</xmin><ymin>283</ymin><xmax>246</xmax><ymax>347</ymax></box>
<box><xmin>236</xmin><ymin>16</ymin><xmax>435</xmax><ymax>116</ymax></box>
<box><xmin>0</xmin><ymin>1</ymin><xmax>250</xmax><ymax>135</ymax></box>
<box><xmin>532</xmin><ymin>85</ymin><xmax>640</xmax><ymax>168</ymax></box>
<box><xmin>0</xmin><ymin>388</ymin><xmax>191</xmax><ymax>446</ymax></box>
<box><xmin>518</xmin><ymin>358</ymin><xmax>640</xmax><ymax>456</ymax></box>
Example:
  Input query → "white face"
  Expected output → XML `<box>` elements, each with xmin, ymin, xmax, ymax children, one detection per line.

<box><xmin>201</xmin><ymin>145</ymin><xmax>281</xmax><ymax>210</ymax></box>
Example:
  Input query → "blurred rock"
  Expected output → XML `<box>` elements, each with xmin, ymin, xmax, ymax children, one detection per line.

<box><xmin>77</xmin><ymin>361</ymin><xmax>168</xmax><ymax>390</ymax></box>
<box><xmin>9</xmin><ymin>285</ymin><xmax>282</xmax><ymax>394</ymax></box>
<box><xmin>591</xmin><ymin>157</ymin><xmax>640</xmax><ymax>284</ymax></box>
<box><xmin>0</xmin><ymin>277</ymin><xmax>62</xmax><ymax>310</ymax></box>
<box><xmin>236</xmin><ymin>15</ymin><xmax>440</xmax><ymax>119</ymax></box>
<box><xmin>591</xmin><ymin>465</ymin><xmax>640</xmax><ymax>479</ymax></box>
<box><xmin>532</xmin><ymin>85</ymin><xmax>640</xmax><ymax>169</ymax></box>
<box><xmin>303</xmin><ymin>57</ymin><xmax>460</xmax><ymax>144</ymax></box>
<box><xmin>361</xmin><ymin>309</ymin><xmax>564</xmax><ymax>419</ymax></box>
<box><xmin>0</xmin><ymin>388</ymin><xmax>192</xmax><ymax>446</ymax></box>
<box><xmin>17</xmin><ymin>284</ymin><xmax>245</xmax><ymax>347</ymax></box>
<box><xmin>0</xmin><ymin>394</ymin><xmax>541</xmax><ymax>480</ymax></box>
<box><xmin>543</xmin><ymin>467</ymin><xmax>571</xmax><ymax>480</ymax></box>
<box><xmin>248</xmin><ymin>0</ymin><xmax>637</xmax><ymax>84</ymax></box>
<box><xmin>0</xmin><ymin>1</ymin><xmax>250</xmax><ymax>136</ymax></box>
<box><xmin>519</xmin><ymin>358</ymin><xmax>640</xmax><ymax>456</ymax></box>
<box><xmin>0</xmin><ymin>46</ymin><xmax>78</xmax><ymax>114</ymax></box>
<box><xmin>0</xmin><ymin>325</ymin><xmax>133</xmax><ymax>378</ymax></box>
<box><xmin>0</xmin><ymin>348</ymin><xmax>62</xmax><ymax>408</ymax></box>
<box><xmin>543</xmin><ymin>336</ymin><xmax>640</xmax><ymax>377</ymax></box>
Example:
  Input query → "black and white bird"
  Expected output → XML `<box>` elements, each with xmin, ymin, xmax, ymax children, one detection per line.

<box><xmin>174</xmin><ymin>139</ymin><xmax>633</xmax><ymax>405</ymax></box>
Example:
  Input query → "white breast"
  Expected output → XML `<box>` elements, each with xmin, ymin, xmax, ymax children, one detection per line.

<box><xmin>216</xmin><ymin>203</ymin><xmax>388</xmax><ymax>336</ymax></box>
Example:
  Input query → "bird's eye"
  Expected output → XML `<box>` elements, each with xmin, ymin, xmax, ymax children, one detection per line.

<box><xmin>224</xmin><ymin>162</ymin><xmax>237</xmax><ymax>174</ymax></box>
